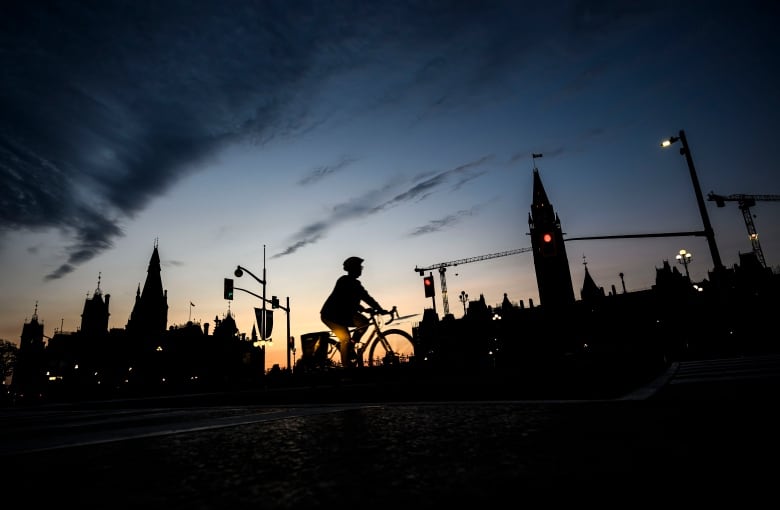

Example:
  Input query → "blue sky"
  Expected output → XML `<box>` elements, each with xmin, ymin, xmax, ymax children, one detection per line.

<box><xmin>1</xmin><ymin>1</ymin><xmax>779</xmax><ymax>370</ymax></box>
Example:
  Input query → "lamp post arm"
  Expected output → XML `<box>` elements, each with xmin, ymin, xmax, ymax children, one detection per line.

<box><xmin>236</xmin><ymin>265</ymin><xmax>266</xmax><ymax>285</ymax></box>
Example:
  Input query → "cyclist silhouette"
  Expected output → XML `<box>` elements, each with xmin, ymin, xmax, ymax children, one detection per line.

<box><xmin>321</xmin><ymin>256</ymin><xmax>388</xmax><ymax>368</ymax></box>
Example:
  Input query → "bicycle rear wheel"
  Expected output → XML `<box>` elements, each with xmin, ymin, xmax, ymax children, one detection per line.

<box><xmin>367</xmin><ymin>329</ymin><xmax>416</xmax><ymax>367</ymax></box>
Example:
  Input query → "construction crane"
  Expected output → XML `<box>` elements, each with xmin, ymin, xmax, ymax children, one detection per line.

<box><xmin>415</xmin><ymin>247</ymin><xmax>532</xmax><ymax>316</ymax></box>
<box><xmin>707</xmin><ymin>192</ymin><xmax>780</xmax><ymax>268</ymax></box>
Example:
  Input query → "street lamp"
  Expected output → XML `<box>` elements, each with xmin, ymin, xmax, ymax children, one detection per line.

<box><xmin>676</xmin><ymin>249</ymin><xmax>692</xmax><ymax>281</ymax></box>
<box><xmin>459</xmin><ymin>291</ymin><xmax>468</xmax><ymax>316</ymax></box>
<box><xmin>661</xmin><ymin>130</ymin><xmax>724</xmax><ymax>277</ymax></box>
<box><xmin>232</xmin><ymin>245</ymin><xmax>293</xmax><ymax>372</ymax></box>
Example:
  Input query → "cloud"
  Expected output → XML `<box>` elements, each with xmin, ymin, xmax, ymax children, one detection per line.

<box><xmin>375</xmin><ymin>155</ymin><xmax>493</xmax><ymax>212</ymax></box>
<box><xmin>1</xmin><ymin>1</ymin><xmax>643</xmax><ymax>278</ymax></box>
<box><xmin>298</xmin><ymin>156</ymin><xmax>358</xmax><ymax>186</ymax></box>
<box><xmin>274</xmin><ymin>156</ymin><xmax>492</xmax><ymax>257</ymax></box>
<box><xmin>1</xmin><ymin>2</ymin><xmax>330</xmax><ymax>279</ymax></box>
<box><xmin>407</xmin><ymin>207</ymin><xmax>481</xmax><ymax>237</ymax></box>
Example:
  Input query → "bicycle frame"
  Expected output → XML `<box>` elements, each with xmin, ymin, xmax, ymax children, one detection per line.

<box><xmin>340</xmin><ymin>306</ymin><xmax>417</xmax><ymax>368</ymax></box>
<box><xmin>351</xmin><ymin>311</ymin><xmax>384</xmax><ymax>362</ymax></box>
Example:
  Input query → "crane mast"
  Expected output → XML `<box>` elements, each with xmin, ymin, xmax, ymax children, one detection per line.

<box><xmin>415</xmin><ymin>247</ymin><xmax>532</xmax><ymax>316</ymax></box>
<box><xmin>708</xmin><ymin>192</ymin><xmax>780</xmax><ymax>268</ymax></box>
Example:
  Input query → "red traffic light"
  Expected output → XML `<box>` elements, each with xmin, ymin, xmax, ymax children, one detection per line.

<box><xmin>423</xmin><ymin>275</ymin><xmax>435</xmax><ymax>297</ymax></box>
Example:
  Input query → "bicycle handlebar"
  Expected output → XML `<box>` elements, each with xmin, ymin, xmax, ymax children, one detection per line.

<box><xmin>364</xmin><ymin>305</ymin><xmax>399</xmax><ymax>324</ymax></box>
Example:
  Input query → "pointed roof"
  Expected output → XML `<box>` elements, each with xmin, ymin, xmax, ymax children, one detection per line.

<box><xmin>141</xmin><ymin>243</ymin><xmax>164</xmax><ymax>298</ymax></box>
<box><xmin>532</xmin><ymin>168</ymin><xmax>550</xmax><ymax>207</ymax></box>
<box><xmin>581</xmin><ymin>266</ymin><xmax>602</xmax><ymax>300</ymax></box>
<box><xmin>580</xmin><ymin>255</ymin><xmax>603</xmax><ymax>301</ymax></box>
<box><xmin>126</xmin><ymin>241</ymin><xmax>168</xmax><ymax>335</ymax></box>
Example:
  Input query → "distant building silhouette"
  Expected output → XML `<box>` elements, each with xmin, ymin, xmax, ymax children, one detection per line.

<box><xmin>580</xmin><ymin>263</ymin><xmax>605</xmax><ymax>302</ymax></box>
<box><xmin>80</xmin><ymin>273</ymin><xmax>110</xmax><ymax>337</ymax></box>
<box><xmin>13</xmin><ymin>303</ymin><xmax>47</xmax><ymax>398</ymax></box>
<box><xmin>10</xmin><ymin>241</ymin><xmax>266</xmax><ymax>402</ymax></box>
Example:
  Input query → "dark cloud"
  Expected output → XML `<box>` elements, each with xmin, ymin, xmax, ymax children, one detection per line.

<box><xmin>1</xmin><ymin>1</ymin><xmax>649</xmax><ymax>278</ymax></box>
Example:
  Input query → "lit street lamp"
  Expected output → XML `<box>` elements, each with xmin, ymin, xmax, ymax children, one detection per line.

<box><xmin>676</xmin><ymin>249</ymin><xmax>693</xmax><ymax>281</ymax></box>
<box><xmin>459</xmin><ymin>291</ymin><xmax>468</xmax><ymax>316</ymax></box>
<box><xmin>661</xmin><ymin>130</ymin><xmax>724</xmax><ymax>277</ymax></box>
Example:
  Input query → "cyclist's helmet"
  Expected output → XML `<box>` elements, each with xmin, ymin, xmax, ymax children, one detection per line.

<box><xmin>343</xmin><ymin>256</ymin><xmax>363</xmax><ymax>271</ymax></box>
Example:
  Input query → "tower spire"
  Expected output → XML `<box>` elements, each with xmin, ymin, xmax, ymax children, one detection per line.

<box><xmin>528</xmin><ymin>164</ymin><xmax>575</xmax><ymax>309</ymax></box>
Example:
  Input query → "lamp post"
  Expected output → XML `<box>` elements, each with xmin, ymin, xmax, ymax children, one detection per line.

<box><xmin>661</xmin><ymin>130</ymin><xmax>724</xmax><ymax>277</ymax></box>
<box><xmin>232</xmin><ymin>245</ymin><xmax>294</xmax><ymax>372</ymax></box>
<box><xmin>676</xmin><ymin>249</ymin><xmax>692</xmax><ymax>281</ymax></box>
<box><xmin>459</xmin><ymin>291</ymin><xmax>468</xmax><ymax>317</ymax></box>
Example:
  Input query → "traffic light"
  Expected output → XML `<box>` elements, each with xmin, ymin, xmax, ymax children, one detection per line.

<box><xmin>223</xmin><ymin>278</ymin><xmax>234</xmax><ymax>300</ymax></box>
<box><xmin>540</xmin><ymin>231</ymin><xmax>557</xmax><ymax>257</ymax></box>
<box><xmin>423</xmin><ymin>275</ymin><xmax>435</xmax><ymax>297</ymax></box>
<box><xmin>271</xmin><ymin>296</ymin><xmax>280</xmax><ymax>309</ymax></box>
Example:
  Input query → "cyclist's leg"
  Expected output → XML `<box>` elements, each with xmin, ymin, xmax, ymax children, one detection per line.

<box><xmin>321</xmin><ymin>317</ymin><xmax>353</xmax><ymax>368</ymax></box>
<box><xmin>368</xmin><ymin>329</ymin><xmax>416</xmax><ymax>366</ymax></box>
<box><xmin>350</xmin><ymin>312</ymin><xmax>370</xmax><ymax>343</ymax></box>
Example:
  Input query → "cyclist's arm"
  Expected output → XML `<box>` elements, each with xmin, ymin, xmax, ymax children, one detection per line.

<box><xmin>359</xmin><ymin>286</ymin><xmax>385</xmax><ymax>313</ymax></box>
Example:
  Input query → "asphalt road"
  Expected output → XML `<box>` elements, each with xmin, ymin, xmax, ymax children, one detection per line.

<box><xmin>2</xmin><ymin>354</ymin><xmax>779</xmax><ymax>508</ymax></box>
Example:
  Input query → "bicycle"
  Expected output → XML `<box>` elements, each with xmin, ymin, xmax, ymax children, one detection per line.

<box><xmin>299</xmin><ymin>306</ymin><xmax>417</xmax><ymax>370</ymax></box>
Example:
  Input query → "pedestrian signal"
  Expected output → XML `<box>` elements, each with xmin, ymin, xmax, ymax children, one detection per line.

<box><xmin>423</xmin><ymin>275</ymin><xmax>435</xmax><ymax>297</ymax></box>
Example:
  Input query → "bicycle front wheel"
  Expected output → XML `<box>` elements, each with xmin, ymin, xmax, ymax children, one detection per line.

<box><xmin>367</xmin><ymin>329</ymin><xmax>416</xmax><ymax>367</ymax></box>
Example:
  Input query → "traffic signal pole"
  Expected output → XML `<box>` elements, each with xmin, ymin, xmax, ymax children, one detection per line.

<box><xmin>270</xmin><ymin>295</ymin><xmax>292</xmax><ymax>372</ymax></box>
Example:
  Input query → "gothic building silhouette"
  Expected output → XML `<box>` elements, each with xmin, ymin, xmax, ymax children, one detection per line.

<box><xmin>80</xmin><ymin>274</ymin><xmax>110</xmax><ymax>337</ymax></box>
<box><xmin>12</xmin><ymin>242</ymin><xmax>265</xmax><ymax>401</ymax></box>
<box><xmin>125</xmin><ymin>240</ymin><xmax>168</xmax><ymax>338</ymax></box>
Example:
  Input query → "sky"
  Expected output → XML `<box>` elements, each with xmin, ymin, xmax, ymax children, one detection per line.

<box><xmin>1</xmin><ymin>1</ymin><xmax>779</xmax><ymax>371</ymax></box>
